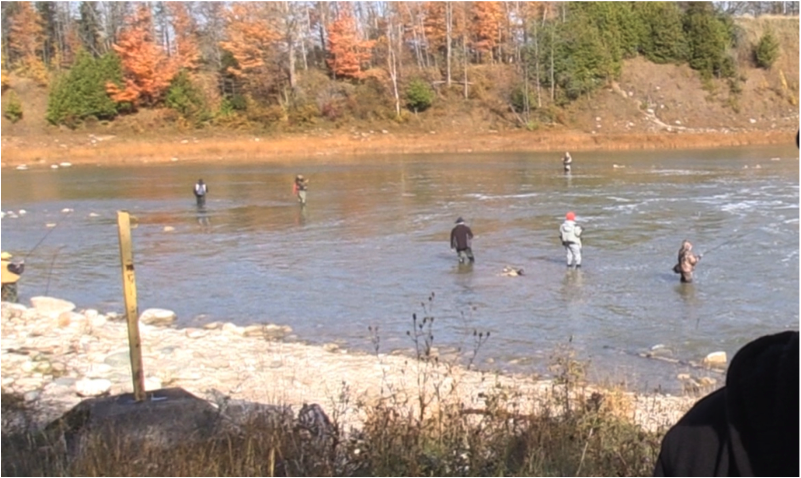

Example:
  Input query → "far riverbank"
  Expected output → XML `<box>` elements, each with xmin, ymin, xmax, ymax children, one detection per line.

<box><xmin>1</xmin><ymin>129</ymin><xmax>794</xmax><ymax>169</ymax></box>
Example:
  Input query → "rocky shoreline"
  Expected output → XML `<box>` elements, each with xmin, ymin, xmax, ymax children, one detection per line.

<box><xmin>1</xmin><ymin>297</ymin><xmax>701</xmax><ymax>434</ymax></box>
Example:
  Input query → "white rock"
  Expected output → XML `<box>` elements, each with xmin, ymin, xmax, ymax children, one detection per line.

<box><xmin>749</xmin><ymin>118</ymin><xmax>757</xmax><ymax>124</ymax></box>
<box><xmin>16</xmin><ymin>165</ymin><xmax>28</xmax><ymax>170</ymax></box>
<box><xmin>84</xmin><ymin>309</ymin><xmax>99</xmax><ymax>320</ymax></box>
<box><xmin>31</xmin><ymin>296</ymin><xmax>76</xmax><ymax>319</ymax></box>
<box><xmin>139</xmin><ymin>308</ymin><xmax>177</xmax><ymax>326</ymax></box>
<box><xmin>62</xmin><ymin>208</ymin><xmax>73</xmax><ymax>213</ymax></box>
<box><xmin>90</xmin><ymin>314</ymin><xmax>107</xmax><ymax>328</ymax></box>
<box><xmin>185</xmin><ymin>328</ymin><xmax>208</xmax><ymax>339</ymax></box>
<box><xmin>21</xmin><ymin>361</ymin><xmax>35</xmax><ymax>373</ymax></box>
<box><xmin>87</xmin><ymin>363</ymin><xmax>113</xmax><ymax>377</ymax></box>
<box><xmin>221</xmin><ymin>322</ymin><xmax>244</xmax><ymax>336</ymax></box>
<box><xmin>60</xmin><ymin>162</ymin><xmax>72</xmax><ymax>167</ymax></box>
<box><xmin>170</xmin><ymin>157</ymin><xmax>179</xmax><ymax>162</ymax></box>
<box><xmin>24</xmin><ymin>391</ymin><xmax>40</xmax><ymax>402</ymax></box>
<box><xmin>46</xmin><ymin>223</ymin><xmax>57</xmax><ymax>228</ymax></box>
<box><xmin>51</xmin><ymin>164</ymin><xmax>59</xmax><ymax>169</ymax></box>
<box><xmin>703</xmin><ymin>351</ymin><xmax>727</xmax><ymax>366</ymax></box>
<box><xmin>89</xmin><ymin>212</ymin><xmax>100</xmax><ymax>217</ymax></box>
<box><xmin>144</xmin><ymin>377</ymin><xmax>162</xmax><ymax>390</ymax></box>
<box><xmin>76</xmin><ymin>378</ymin><xmax>111</xmax><ymax>397</ymax></box>
<box><xmin>181</xmin><ymin>139</ymin><xmax>189</xmax><ymax>144</ymax></box>
<box><xmin>163</xmin><ymin>226</ymin><xmax>175</xmax><ymax>232</ymax></box>
<box><xmin>674</xmin><ymin>120</ymin><xmax>681</xmax><ymax>125</ymax></box>
<box><xmin>595</xmin><ymin>117</ymin><xmax>601</xmax><ymax>122</ymax></box>
<box><xmin>18</xmin><ymin>209</ymin><xmax>26</xmax><ymax>215</ymax></box>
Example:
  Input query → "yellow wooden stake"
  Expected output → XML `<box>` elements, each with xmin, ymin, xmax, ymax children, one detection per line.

<box><xmin>117</xmin><ymin>210</ymin><xmax>146</xmax><ymax>401</ymax></box>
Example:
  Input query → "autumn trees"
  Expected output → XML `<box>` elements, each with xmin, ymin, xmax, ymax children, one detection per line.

<box><xmin>326</xmin><ymin>6</ymin><xmax>374</xmax><ymax>80</ymax></box>
<box><xmin>0</xmin><ymin>1</ymin><xmax>792</xmax><ymax>129</ymax></box>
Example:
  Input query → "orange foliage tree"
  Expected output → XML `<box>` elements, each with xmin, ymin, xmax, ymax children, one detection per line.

<box><xmin>326</xmin><ymin>6</ymin><xmax>375</xmax><ymax>80</ymax></box>
<box><xmin>167</xmin><ymin>2</ymin><xmax>200</xmax><ymax>72</ymax></box>
<box><xmin>106</xmin><ymin>4</ymin><xmax>178</xmax><ymax>107</ymax></box>
<box><xmin>220</xmin><ymin>2</ymin><xmax>281</xmax><ymax>97</ymax></box>
<box><xmin>471</xmin><ymin>1</ymin><xmax>503</xmax><ymax>63</ymax></box>
<box><xmin>8</xmin><ymin>2</ymin><xmax>48</xmax><ymax>85</ymax></box>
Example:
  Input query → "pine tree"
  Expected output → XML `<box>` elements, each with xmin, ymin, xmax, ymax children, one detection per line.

<box><xmin>106</xmin><ymin>4</ymin><xmax>178</xmax><ymax>107</ymax></box>
<box><xmin>326</xmin><ymin>6</ymin><xmax>374</xmax><ymax>80</ymax></box>
<box><xmin>47</xmin><ymin>50</ymin><xmax>122</xmax><ymax>125</ymax></box>
<box><xmin>754</xmin><ymin>28</ymin><xmax>780</xmax><ymax>69</ymax></box>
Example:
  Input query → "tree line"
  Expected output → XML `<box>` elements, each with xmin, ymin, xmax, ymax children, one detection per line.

<box><xmin>0</xmin><ymin>2</ymin><xmax>791</xmax><ymax>128</ymax></box>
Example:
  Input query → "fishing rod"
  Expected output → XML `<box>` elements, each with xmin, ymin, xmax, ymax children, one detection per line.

<box><xmin>44</xmin><ymin>246</ymin><xmax>64</xmax><ymax>296</ymax></box>
<box><xmin>698</xmin><ymin>228</ymin><xmax>760</xmax><ymax>258</ymax></box>
<box><xmin>23</xmin><ymin>210</ymin><xmax>72</xmax><ymax>261</ymax></box>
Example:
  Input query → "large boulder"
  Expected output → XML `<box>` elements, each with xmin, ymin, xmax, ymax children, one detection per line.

<box><xmin>139</xmin><ymin>308</ymin><xmax>177</xmax><ymax>326</ymax></box>
<box><xmin>47</xmin><ymin>387</ymin><xmax>223</xmax><ymax>458</ymax></box>
<box><xmin>30</xmin><ymin>296</ymin><xmax>75</xmax><ymax>319</ymax></box>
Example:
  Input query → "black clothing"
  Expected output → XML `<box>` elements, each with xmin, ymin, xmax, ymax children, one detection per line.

<box><xmin>450</xmin><ymin>224</ymin><xmax>473</xmax><ymax>251</ymax></box>
<box><xmin>654</xmin><ymin>330</ymin><xmax>799</xmax><ymax>477</ymax></box>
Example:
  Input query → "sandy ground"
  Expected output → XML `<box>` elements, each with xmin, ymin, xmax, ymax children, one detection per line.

<box><xmin>0</xmin><ymin>128</ymin><xmax>794</xmax><ymax>169</ymax></box>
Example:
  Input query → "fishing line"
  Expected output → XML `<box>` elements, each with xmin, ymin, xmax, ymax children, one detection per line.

<box><xmin>44</xmin><ymin>246</ymin><xmax>64</xmax><ymax>297</ymax></box>
<box><xmin>23</xmin><ymin>210</ymin><xmax>73</xmax><ymax>261</ymax></box>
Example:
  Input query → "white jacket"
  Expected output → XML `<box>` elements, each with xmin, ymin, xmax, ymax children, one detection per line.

<box><xmin>559</xmin><ymin>220</ymin><xmax>582</xmax><ymax>247</ymax></box>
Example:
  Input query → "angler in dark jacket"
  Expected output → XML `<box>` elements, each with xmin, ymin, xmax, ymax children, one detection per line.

<box><xmin>194</xmin><ymin>179</ymin><xmax>208</xmax><ymax>207</ymax></box>
<box><xmin>450</xmin><ymin>217</ymin><xmax>474</xmax><ymax>264</ymax></box>
<box><xmin>654</xmin><ymin>330</ymin><xmax>799</xmax><ymax>477</ymax></box>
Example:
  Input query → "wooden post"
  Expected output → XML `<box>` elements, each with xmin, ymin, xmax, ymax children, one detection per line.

<box><xmin>117</xmin><ymin>211</ymin><xmax>145</xmax><ymax>401</ymax></box>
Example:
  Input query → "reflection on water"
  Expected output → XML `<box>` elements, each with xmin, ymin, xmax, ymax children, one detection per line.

<box><xmin>1</xmin><ymin>146</ymin><xmax>798</xmax><ymax>391</ymax></box>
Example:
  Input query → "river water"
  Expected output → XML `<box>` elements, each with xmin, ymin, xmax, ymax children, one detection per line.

<box><xmin>2</xmin><ymin>146</ymin><xmax>798</xmax><ymax>391</ymax></box>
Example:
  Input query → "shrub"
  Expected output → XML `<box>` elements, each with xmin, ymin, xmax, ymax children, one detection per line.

<box><xmin>3</xmin><ymin>91</ymin><xmax>22</xmax><ymax>123</ymax></box>
<box><xmin>405</xmin><ymin>78</ymin><xmax>434</xmax><ymax>113</ymax></box>
<box><xmin>754</xmin><ymin>29</ymin><xmax>780</xmax><ymax>69</ymax></box>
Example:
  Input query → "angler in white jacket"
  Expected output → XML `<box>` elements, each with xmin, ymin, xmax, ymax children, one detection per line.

<box><xmin>559</xmin><ymin>211</ymin><xmax>583</xmax><ymax>268</ymax></box>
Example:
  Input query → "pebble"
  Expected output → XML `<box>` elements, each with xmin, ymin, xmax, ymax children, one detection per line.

<box><xmin>24</xmin><ymin>391</ymin><xmax>41</xmax><ymax>402</ymax></box>
<box><xmin>76</xmin><ymin>378</ymin><xmax>112</xmax><ymax>397</ymax></box>
<box><xmin>703</xmin><ymin>351</ymin><xmax>727</xmax><ymax>366</ymax></box>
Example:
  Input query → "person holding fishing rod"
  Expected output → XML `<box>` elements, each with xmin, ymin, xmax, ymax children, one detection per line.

<box><xmin>673</xmin><ymin>240</ymin><xmax>701</xmax><ymax>283</ymax></box>
<box><xmin>1</xmin><ymin>252</ymin><xmax>25</xmax><ymax>302</ymax></box>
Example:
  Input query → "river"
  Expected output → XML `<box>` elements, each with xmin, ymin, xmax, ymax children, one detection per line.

<box><xmin>2</xmin><ymin>145</ymin><xmax>798</xmax><ymax>391</ymax></box>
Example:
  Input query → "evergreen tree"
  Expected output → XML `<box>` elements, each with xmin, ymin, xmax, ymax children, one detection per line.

<box><xmin>754</xmin><ymin>28</ymin><xmax>780</xmax><ymax>69</ymax></box>
<box><xmin>165</xmin><ymin>69</ymin><xmax>207</xmax><ymax>122</ymax></box>
<box><xmin>3</xmin><ymin>89</ymin><xmax>23</xmax><ymax>122</ymax></box>
<box><xmin>405</xmin><ymin>78</ymin><xmax>434</xmax><ymax>112</ymax></box>
<box><xmin>635</xmin><ymin>2</ymin><xmax>688</xmax><ymax>64</ymax></box>
<box><xmin>683</xmin><ymin>2</ymin><xmax>734</xmax><ymax>78</ymax></box>
<box><xmin>46</xmin><ymin>50</ymin><xmax>122</xmax><ymax>125</ymax></box>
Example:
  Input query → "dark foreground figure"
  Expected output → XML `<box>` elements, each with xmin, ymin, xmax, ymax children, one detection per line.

<box><xmin>654</xmin><ymin>330</ymin><xmax>799</xmax><ymax>477</ymax></box>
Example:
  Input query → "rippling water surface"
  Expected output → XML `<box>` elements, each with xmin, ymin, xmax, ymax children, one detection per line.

<box><xmin>2</xmin><ymin>146</ymin><xmax>798</xmax><ymax>391</ymax></box>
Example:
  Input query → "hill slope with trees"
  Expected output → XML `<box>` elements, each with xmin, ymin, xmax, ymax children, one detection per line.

<box><xmin>1</xmin><ymin>2</ymin><xmax>798</xmax><ymax>162</ymax></box>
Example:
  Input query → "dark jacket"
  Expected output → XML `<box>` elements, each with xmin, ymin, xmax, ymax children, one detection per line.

<box><xmin>654</xmin><ymin>330</ymin><xmax>799</xmax><ymax>477</ymax></box>
<box><xmin>450</xmin><ymin>224</ymin><xmax>473</xmax><ymax>251</ymax></box>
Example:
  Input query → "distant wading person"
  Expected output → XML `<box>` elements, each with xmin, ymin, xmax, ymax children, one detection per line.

<box><xmin>450</xmin><ymin>217</ymin><xmax>474</xmax><ymax>264</ymax></box>
<box><xmin>294</xmin><ymin>175</ymin><xmax>309</xmax><ymax>205</ymax></box>
<box><xmin>559</xmin><ymin>212</ymin><xmax>582</xmax><ymax>268</ymax></box>
<box><xmin>674</xmin><ymin>240</ymin><xmax>701</xmax><ymax>283</ymax></box>
<box><xmin>194</xmin><ymin>179</ymin><xmax>208</xmax><ymax>207</ymax></box>
<box><xmin>562</xmin><ymin>152</ymin><xmax>573</xmax><ymax>172</ymax></box>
